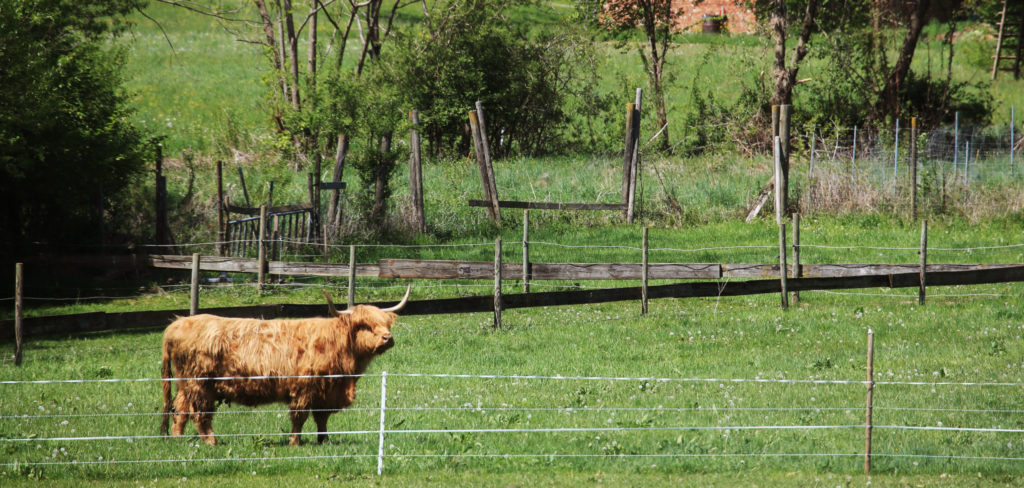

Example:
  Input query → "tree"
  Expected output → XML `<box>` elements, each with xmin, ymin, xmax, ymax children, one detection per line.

<box><xmin>604</xmin><ymin>0</ymin><xmax>676</xmax><ymax>152</ymax></box>
<box><xmin>0</xmin><ymin>0</ymin><xmax>149</xmax><ymax>257</ymax></box>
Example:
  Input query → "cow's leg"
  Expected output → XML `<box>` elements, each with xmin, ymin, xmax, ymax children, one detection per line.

<box><xmin>192</xmin><ymin>394</ymin><xmax>218</xmax><ymax>446</ymax></box>
<box><xmin>312</xmin><ymin>410</ymin><xmax>332</xmax><ymax>444</ymax></box>
<box><xmin>171</xmin><ymin>389</ymin><xmax>190</xmax><ymax>436</ymax></box>
<box><xmin>288</xmin><ymin>408</ymin><xmax>309</xmax><ymax>446</ymax></box>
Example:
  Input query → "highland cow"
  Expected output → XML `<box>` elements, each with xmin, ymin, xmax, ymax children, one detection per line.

<box><xmin>159</xmin><ymin>286</ymin><xmax>409</xmax><ymax>445</ymax></box>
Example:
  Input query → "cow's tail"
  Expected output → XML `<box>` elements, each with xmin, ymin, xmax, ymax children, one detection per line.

<box><xmin>160</xmin><ymin>334</ymin><xmax>174</xmax><ymax>436</ymax></box>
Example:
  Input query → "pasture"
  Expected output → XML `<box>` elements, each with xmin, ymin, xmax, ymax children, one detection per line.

<box><xmin>3</xmin><ymin>2</ymin><xmax>1024</xmax><ymax>486</ymax></box>
<box><xmin>3</xmin><ymin>214</ymin><xmax>1024</xmax><ymax>487</ymax></box>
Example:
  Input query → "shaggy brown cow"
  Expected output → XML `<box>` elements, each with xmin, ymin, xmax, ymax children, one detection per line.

<box><xmin>159</xmin><ymin>286</ymin><xmax>410</xmax><ymax>446</ymax></box>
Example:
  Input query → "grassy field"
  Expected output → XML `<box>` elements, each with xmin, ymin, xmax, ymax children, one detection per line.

<box><xmin>3</xmin><ymin>2</ymin><xmax>1023</xmax><ymax>486</ymax></box>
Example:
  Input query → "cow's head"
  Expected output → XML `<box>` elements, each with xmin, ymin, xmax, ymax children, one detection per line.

<box><xmin>324</xmin><ymin>286</ymin><xmax>410</xmax><ymax>355</ymax></box>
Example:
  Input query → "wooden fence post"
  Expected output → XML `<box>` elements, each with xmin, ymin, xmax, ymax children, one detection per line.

<box><xmin>774</xmin><ymin>136</ymin><xmax>784</xmax><ymax>224</ymax></box>
<box><xmin>911</xmin><ymin>117</ymin><xmax>918</xmax><ymax>220</ymax></box>
<box><xmin>257</xmin><ymin>205</ymin><xmax>267</xmax><ymax>292</ymax></box>
<box><xmin>323</xmin><ymin>224</ymin><xmax>330</xmax><ymax>285</ymax></box>
<box><xmin>919</xmin><ymin>220</ymin><xmax>928</xmax><ymax>305</ymax></box>
<box><xmin>494</xmin><ymin>237</ymin><xmax>502</xmax><ymax>329</ymax></box>
<box><xmin>626</xmin><ymin>88</ymin><xmax>642</xmax><ymax>223</ymax></box>
<box><xmin>778</xmin><ymin>221</ymin><xmax>789</xmax><ymax>309</ymax></box>
<box><xmin>621</xmin><ymin>102</ymin><xmax>636</xmax><ymax>210</ymax></box>
<box><xmin>792</xmin><ymin>213</ymin><xmax>801</xmax><ymax>304</ymax></box>
<box><xmin>522</xmin><ymin>210</ymin><xmax>530</xmax><ymax>293</ymax></box>
<box><xmin>469</xmin><ymin>110</ymin><xmax>500</xmax><ymax>224</ymax></box>
<box><xmin>865</xmin><ymin>329</ymin><xmax>875</xmax><ymax>475</ymax></box>
<box><xmin>641</xmin><ymin>227</ymin><xmax>649</xmax><ymax>315</ymax></box>
<box><xmin>14</xmin><ymin>263</ymin><xmax>23</xmax><ymax>366</ymax></box>
<box><xmin>347</xmin><ymin>245</ymin><xmax>356</xmax><ymax>309</ymax></box>
<box><xmin>217</xmin><ymin>161</ymin><xmax>226</xmax><ymax>256</ymax></box>
<box><xmin>409</xmin><ymin>110</ymin><xmax>426</xmax><ymax>233</ymax></box>
<box><xmin>155</xmin><ymin>148</ymin><xmax>168</xmax><ymax>247</ymax></box>
<box><xmin>778</xmin><ymin>104</ymin><xmax>791</xmax><ymax>217</ymax></box>
<box><xmin>190</xmin><ymin>253</ymin><xmax>200</xmax><ymax>315</ymax></box>
<box><xmin>476</xmin><ymin>102</ymin><xmax>501</xmax><ymax>225</ymax></box>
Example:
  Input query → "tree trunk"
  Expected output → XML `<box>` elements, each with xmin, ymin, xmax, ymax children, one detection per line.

<box><xmin>371</xmin><ymin>133</ymin><xmax>392</xmax><ymax>226</ymax></box>
<box><xmin>875</xmin><ymin>0</ymin><xmax>930</xmax><ymax>120</ymax></box>
<box><xmin>770</xmin><ymin>0</ymin><xmax>818</xmax><ymax>106</ymax></box>
<box><xmin>282</xmin><ymin>0</ymin><xmax>301</xmax><ymax>110</ymax></box>
<box><xmin>307</xmin><ymin>0</ymin><xmax>317</xmax><ymax>87</ymax></box>
<box><xmin>328</xmin><ymin>134</ymin><xmax>348</xmax><ymax>227</ymax></box>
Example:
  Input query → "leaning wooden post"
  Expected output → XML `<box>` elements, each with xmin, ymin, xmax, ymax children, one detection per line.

<box><xmin>409</xmin><ymin>110</ymin><xmax>426</xmax><ymax>233</ymax></box>
<box><xmin>14</xmin><ymin>263</ymin><xmax>23</xmax><ymax>366</ymax></box>
<box><xmin>774</xmin><ymin>136</ymin><xmax>784</xmax><ymax>224</ymax></box>
<box><xmin>190</xmin><ymin>253</ymin><xmax>200</xmax><ymax>315</ymax></box>
<box><xmin>778</xmin><ymin>221</ymin><xmax>789</xmax><ymax>309</ymax></box>
<box><xmin>778</xmin><ymin>104</ymin><xmax>791</xmax><ymax>217</ymax></box>
<box><xmin>323</xmin><ymin>224</ymin><xmax>330</xmax><ymax>286</ymax></box>
<box><xmin>217</xmin><ymin>161</ymin><xmax>226</xmax><ymax>256</ymax></box>
<box><xmin>257</xmin><ymin>205</ymin><xmax>267</xmax><ymax>292</ymax></box>
<box><xmin>621</xmin><ymin>102</ymin><xmax>637</xmax><ymax>209</ymax></box>
<box><xmin>641</xmin><ymin>227</ymin><xmax>649</xmax><ymax>315</ymax></box>
<box><xmin>522</xmin><ymin>210</ymin><xmax>530</xmax><ymax>293</ymax></box>
<box><xmin>865</xmin><ymin>329</ymin><xmax>875</xmax><ymax>475</ymax></box>
<box><xmin>626</xmin><ymin>89</ymin><xmax>642</xmax><ymax>223</ymax></box>
<box><xmin>910</xmin><ymin>117</ymin><xmax>918</xmax><ymax>220</ymax></box>
<box><xmin>919</xmin><ymin>220</ymin><xmax>928</xmax><ymax>305</ymax></box>
<box><xmin>792</xmin><ymin>213</ymin><xmax>801</xmax><ymax>304</ymax></box>
<box><xmin>347</xmin><ymin>245</ymin><xmax>356</xmax><ymax>309</ymax></box>
<box><xmin>469</xmin><ymin>110</ymin><xmax>500</xmax><ymax>224</ymax></box>
<box><xmin>494</xmin><ymin>237</ymin><xmax>503</xmax><ymax>330</ymax></box>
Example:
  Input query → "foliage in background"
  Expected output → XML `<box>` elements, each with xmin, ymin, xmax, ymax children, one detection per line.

<box><xmin>0</xmin><ymin>0</ymin><xmax>151</xmax><ymax>258</ymax></box>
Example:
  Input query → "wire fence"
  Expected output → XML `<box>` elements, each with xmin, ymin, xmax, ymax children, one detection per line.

<box><xmin>1</xmin><ymin>369</ymin><xmax>1022</xmax><ymax>473</ymax></box>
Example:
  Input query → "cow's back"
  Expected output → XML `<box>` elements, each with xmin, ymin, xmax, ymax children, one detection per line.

<box><xmin>163</xmin><ymin>315</ymin><xmax>351</xmax><ymax>405</ymax></box>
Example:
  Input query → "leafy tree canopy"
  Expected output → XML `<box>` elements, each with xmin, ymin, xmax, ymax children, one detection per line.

<box><xmin>0</xmin><ymin>0</ymin><xmax>150</xmax><ymax>256</ymax></box>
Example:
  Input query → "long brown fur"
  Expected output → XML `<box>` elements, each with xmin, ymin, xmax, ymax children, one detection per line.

<box><xmin>159</xmin><ymin>305</ymin><xmax>398</xmax><ymax>445</ymax></box>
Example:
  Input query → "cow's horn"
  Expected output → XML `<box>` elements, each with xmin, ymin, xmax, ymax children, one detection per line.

<box><xmin>323</xmin><ymin>290</ymin><xmax>353</xmax><ymax>316</ymax></box>
<box><xmin>380</xmin><ymin>285</ymin><xmax>411</xmax><ymax>312</ymax></box>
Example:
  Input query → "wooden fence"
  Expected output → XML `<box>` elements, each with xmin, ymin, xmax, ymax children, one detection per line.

<box><xmin>5</xmin><ymin>264</ymin><xmax>1024</xmax><ymax>341</ymax></box>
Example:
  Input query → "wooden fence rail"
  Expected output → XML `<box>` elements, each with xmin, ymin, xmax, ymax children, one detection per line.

<box><xmin>149</xmin><ymin>254</ymin><xmax>1019</xmax><ymax>281</ymax></box>
<box><xmin>5</xmin><ymin>265</ymin><xmax>1024</xmax><ymax>340</ymax></box>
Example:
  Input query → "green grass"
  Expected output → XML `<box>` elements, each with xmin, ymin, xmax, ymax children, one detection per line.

<box><xmin>2</xmin><ymin>274</ymin><xmax>1024</xmax><ymax>485</ymax></box>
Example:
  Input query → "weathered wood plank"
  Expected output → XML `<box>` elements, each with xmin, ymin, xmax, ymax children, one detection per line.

<box><xmin>468</xmin><ymin>200</ymin><xmax>625</xmax><ymax>211</ymax></box>
<box><xmin>226</xmin><ymin>203</ymin><xmax>314</xmax><ymax>216</ymax></box>
<box><xmin>378</xmin><ymin>260</ymin><xmax>721</xmax><ymax>280</ymax></box>
<box><xmin>149</xmin><ymin>255</ymin><xmax>379</xmax><ymax>277</ymax></box>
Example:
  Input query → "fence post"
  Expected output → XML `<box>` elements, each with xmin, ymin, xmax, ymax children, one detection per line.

<box><xmin>469</xmin><ymin>110</ymin><xmax>500</xmax><ymax>224</ymax></box>
<box><xmin>494</xmin><ymin>237</ymin><xmax>502</xmax><ymax>329</ymax></box>
<box><xmin>347</xmin><ymin>245</ymin><xmax>356</xmax><ymax>309</ymax></box>
<box><xmin>965</xmin><ymin>140</ymin><xmax>971</xmax><ymax>185</ymax></box>
<box><xmin>377</xmin><ymin>371</ymin><xmax>387</xmax><ymax>476</ymax></box>
<box><xmin>809</xmin><ymin>130</ymin><xmax>816</xmax><ymax>176</ymax></box>
<box><xmin>852</xmin><ymin>125</ymin><xmax>857</xmax><ymax>176</ymax></box>
<box><xmin>864</xmin><ymin>329</ymin><xmax>875</xmax><ymax>475</ymax></box>
<box><xmin>272</xmin><ymin>215</ymin><xmax>281</xmax><ymax>261</ymax></box>
<box><xmin>911</xmin><ymin>118</ymin><xmax>918</xmax><ymax>220</ymax></box>
<box><xmin>626</xmin><ymin>88</ymin><xmax>642</xmax><ymax>223</ymax></box>
<box><xmin>257</xmin><ymin>205</ymin><xmax>267</xmax><ymax>292</ymax></box>
<box><xmin>641</xmin><ymin>227</ymin><xmax>649</xmax><ymax>315</ymax></box>
<box><xmin>778</xmin><ymin>104</ymin><xmax>791</xmax><ymax>217</ymax></box>
<box><xmin>323</xmin><ymin>224</ymin><xmax>330</xmax><ymax>285</ymax></box>
<box><xmin>217</xmin><ymin>161</ymin><xmax>226</xmax><ymax>256</ymax></box>
<box><xmin>1011</xmin><ymin>107</ymin><xmax>1015</xmax><ymax>176</ymax></box>
<box><xmin>919</xmin><ymin>220</ymin><xmax>928</xmax><ymax>305</ymax></box>
<box><xmin>774</xmin><ymin>136</ymin><xmax>784</xmax><ymax>224</ymax></box>
<box><xmin>778</xmin><ymin>221</ymin><xmax>789</xmax><ymax>309</ymax></box>
<box><xmin>893</xmin><ymin>118</ymin><xmax>900</xmax><ymax>183</ymax></box>
<box><xmin>621</xmin><ymin>102</ymin><xmax>636</xmax><ymax>210</ymax></box>
<box><xmin>522</xmin><ymin>210</ymin><xmax>530</xmax><ymax>293</ymax></box>
<box><xmin>14</xmin><ymin>263</ymin><xmax>23</xmax><ymax>366</ymax></box>
<box><xmin>190</xmin><ymin>253</ymin><xmax>200</xmax><ymax>315</ymax></box>
<box><xmin>409</xmin><ymin>110</ymin><xmax>426</xmax><ymax>233</ymax></box>
<box><xmin>792</xmin><ymin>213</ymin><xmax>801</xmax><ymax>304</ymax></box>
<box><xmin>953</xmin><ymin>112</ymin><xmax>959</xmax><ymax>176</ymax></box>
